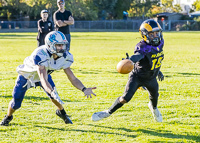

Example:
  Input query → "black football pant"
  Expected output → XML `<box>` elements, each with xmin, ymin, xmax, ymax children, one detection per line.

<box><xmin>37</xmin><ymin>40</ymin><xmax>45</xmax><ymax>47</ymax></box>
<box><xmin>122</xmin><ymin>72</ymin><xmax>159</xmax><ymax>108</ymax></box>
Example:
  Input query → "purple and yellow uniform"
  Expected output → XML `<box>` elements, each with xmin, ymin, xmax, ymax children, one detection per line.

<box><xmin>133</xmin><ymin>39</ymin><xmax>164</xmax><ymax>79</ymax></box>
<box><xmin>91</xmin><ymin>19</ymin><xmax>164</xmax><ymax>123</ymax></box>
<box><xmin>117</xmin><ymin>39</ymin><xmax>164</xmax><ymax>108</ymax></box>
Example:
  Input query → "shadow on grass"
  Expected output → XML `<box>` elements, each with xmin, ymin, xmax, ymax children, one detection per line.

<box><xmin>88</xmin><ymin>124</ymin><xmax>199</xmax><ymax>142</ymax></box>
<box><xmin>0</xmin><ymin>94</ymin><xmax>80</xmax><ymax>103</ymax></box>
<box><xmin>71</xmin><ymin>68</ymin><xmax>119</xmax><ymax>75</ymax></box>
<box><xmin>79</xmin><ymin>71</ymin><xmax>99</xmax><ymax>74</ymax></box>
<box><xmin>80</xmin><ymin>70</ymin><xmax>118</xmax><ymax>75</ymax></box>
<box><xmin>34</xmin><ymin>125</ymin><xmax>137</xmax><ymax>138</ymax></box>
<box><xmin>9</xmin><ymin>123</ymin><xmax>26</xmax><ymax>127</ymax></box>
<box><xmin>137</xmin><ymin>128</ymin><xmax>199</xmax><ymax>142</ymax></box>
<box><xmin>87</xmin><ymin>124</ymin><xmax>133</xmax><ymax>132</ymax></box>
<box><xmin>167</xmin><ymin>119</ymin><xmax>200</xmax><ymax>126</ymax></box>
<box><xmin>148</xmin><ymin>141</ymin><xmax>174</xmax><ymax>143</ymax></box>
<box><xmin>163</xmin><ymin>72</ymin><xmax>200</xmax><ymax>78</ymax></box>
<box><xmin>76</xmin><ymin>71</ymin><xmax>200</xmax><ymax>76</ymax></box>
<box><xmin>0</xmin><ymin>122</ymin><xmax>26</xmax><ymax>127</ymax></box>
<box><xmin>177</xmin><ymin>72</ymin><xmax>200</xmax><ymax>76</ymax></box>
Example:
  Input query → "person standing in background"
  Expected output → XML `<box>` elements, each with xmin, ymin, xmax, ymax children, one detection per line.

<box><xmin>53</xmin><ymin>0</ymin><xmax>74</xmax><ymax>51</ymax></box>
<box><xmin>37</xmin><ymin>10</ymin><xmax>53</xmax><ymax>47</ymax></box>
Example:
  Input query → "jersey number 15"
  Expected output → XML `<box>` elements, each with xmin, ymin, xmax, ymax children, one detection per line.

<box><xmin>151</xmin><ymin>57</ymin><xmax>163</xmax><ymax>70</ymax></box>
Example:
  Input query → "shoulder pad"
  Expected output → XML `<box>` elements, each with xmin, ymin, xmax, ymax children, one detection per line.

<box><xmin>134</xmin><ymin>40</ymin><xmax>151</xmax><ymax>56</ymax></box>
<box><xmin>31</xmin><ymin>47</ymin><xmax>49</xmax><ymax>66</ymax></box>
<box><xmin>66</xmin><ymin>52</ymin><xmax>74</xmax><ymax>63</ymax></box>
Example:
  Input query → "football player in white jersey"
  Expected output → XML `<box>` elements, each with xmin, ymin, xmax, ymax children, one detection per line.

<box><xmin>0</xmin><ymin>31</ymin><xmax>96</xmax><ymax>126</ymax></box>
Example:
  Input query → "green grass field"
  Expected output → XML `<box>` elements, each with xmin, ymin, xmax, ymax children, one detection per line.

<box><xmin>0</xmin><ymin>32</ymin><xmax>200</xmax><ymax>143</ymax></box>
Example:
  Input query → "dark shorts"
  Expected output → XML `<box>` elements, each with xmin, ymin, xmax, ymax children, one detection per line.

<box><xmin>122</xmin><ymin>72</ymin><xmax>159</xmax><ymax>102</ymax></box>
<box><xmin>37</xmin><ymin>34</ymin><xmax>46</xmax><ymax>47</ymax></box>
<box><xmin>37</xmin><ymin>40</ymin><xmax>45</xmax><ymax>47</ymax></box>
<box><xmin>11</xmin><ymin>74</ymin><xmax>55</xmax><ymax>110</ymax></box>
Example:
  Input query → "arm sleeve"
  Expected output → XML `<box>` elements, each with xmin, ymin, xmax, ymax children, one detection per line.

<box><xmin>66</xmin><ymin>11</ymin><xmax>72</xmax><ymax>20</ymax></box>
<box><xmin>130</xmin><ymin>52</ymin><xmax>144</xmax><ymax>63</ymax></box>
<box><xmin>33</xmin><ymin>55</ymin><xmax>48</xmax><ymax>67</ymax></box>
<box><xmin>134</xmin><ymin>43</ymin><xmax>151</xmax><ymax>56</ymax></box>
<box><xmin>33</xmin><ymin>55</ymin><xmax>42</xmax><ymax>65</ymax></box>
<box><xmin>54</xmin><ymin>12</ymin><xmax>60</xmax><ymax>22</ymax></box>
<box><xmin>50</xmin><ymin>21</ymin><xmax>54</xmax><ymax>31</ymax></box>
<box><xmin>69</xmin><ymin>11</ymin><xmax>72</xmax><ymax>17</ymax></box>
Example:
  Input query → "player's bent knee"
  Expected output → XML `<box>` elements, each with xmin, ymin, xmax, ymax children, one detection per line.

<box><xmin>11</xmin><ymin>104</ymin><xmax>21</xmax><ymax>110</ymax></box>
<box><xmin>149</xmin><ymin>93</ymin><xmax>159</xmax><ymax>100</ymax></box>
<box><xmin>10</xmin><ymin>100</ymin><xmax>22</xmax><ymax>110</ymax></box>
<box><xmin>119</xmin><ymin>96</ymin><xmax>127</xmax><ymax>104</ymax></box>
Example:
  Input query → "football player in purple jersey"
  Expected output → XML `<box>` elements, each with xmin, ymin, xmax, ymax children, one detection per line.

<box><xmin>92</xmin><ymin>19</ymin><xmax>164</xmax><ymax>122</ymax></box>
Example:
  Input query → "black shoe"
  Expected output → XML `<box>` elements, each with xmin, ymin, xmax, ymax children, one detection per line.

<box><xmin>0</xmin><ymin>115</ymin><xmax>13</xmax><ymax>126</ymax></box>
<box><xmin>56</xmin><ymin>110</ymin><xmax>73</xmax><ymax>124</ymax></box>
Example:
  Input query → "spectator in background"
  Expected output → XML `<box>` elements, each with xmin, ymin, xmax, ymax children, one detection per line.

<box><xmin>37</xmin><ymin>10</ymin><xmax>53</xmax><ymax>47</ymax></box>
<box><xmin>53</xmin><ymin>0</ymin><xmax>74</xmax><ymax>51</ymax></box>
<box><xmin>123</xmin><ymin>11</ymin><xmax>128</xmax><ymax>20</ymax></box>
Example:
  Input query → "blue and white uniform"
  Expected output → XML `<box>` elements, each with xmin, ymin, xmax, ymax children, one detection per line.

<box><xmin>11</xmin><ymin>45</ymin><xmax>73</xmax><ymax>110</ymax></box>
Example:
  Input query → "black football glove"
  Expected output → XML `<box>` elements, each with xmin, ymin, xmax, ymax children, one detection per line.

<box><xmin>122</xmin><ymin>53</ymin><xmax>130</xmax><ymax>60</ymax></box>
<box><xmin>157</xmin><ymin>71</ymin><xmax>164</xmax><ymax>81</ymax></box>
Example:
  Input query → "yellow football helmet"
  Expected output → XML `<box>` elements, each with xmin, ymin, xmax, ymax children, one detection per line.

<box><xmin>139</xmin><ymin>19</ymin><xmax>162</xmax><ymax>46</ymax></box>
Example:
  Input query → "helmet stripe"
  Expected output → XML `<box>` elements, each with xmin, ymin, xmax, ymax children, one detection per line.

<box><xmin>57</xmin><ymin>31</ymin><xmax>65</xmax><ymax>40</ymax></box>
<box><xmin>157</xmin><ymin>22</ymin><xmax>162</xmax><ymax>30</ymax></box>
<box><xmin>141</xmin><ymin>23</ymin><xmax>152</xmax><ymax>32</ymax></box>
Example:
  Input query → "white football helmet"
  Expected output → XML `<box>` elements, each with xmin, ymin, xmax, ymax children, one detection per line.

<box><xmin>45</xmin><ymin>31</ymin><xmax>68</xmax><ymax>57</ymax></box>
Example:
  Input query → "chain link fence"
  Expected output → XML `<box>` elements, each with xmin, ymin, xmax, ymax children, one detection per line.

<box><xmin>0</xmin><ymin>20</ymin><xmax>199</xmax><ymax>32</ymax></box>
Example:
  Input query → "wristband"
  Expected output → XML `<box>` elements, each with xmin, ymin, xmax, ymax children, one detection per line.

<box><xmin>82</xmin><ymin>87</ymin><xmax>87</xmax><ymax>92</ymax></box>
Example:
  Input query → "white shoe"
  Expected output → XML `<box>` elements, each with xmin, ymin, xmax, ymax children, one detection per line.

<box><xmin>148</xmin><ymin>102</ymin><xmax>162</xmax><ymax>122</ymax></box>
<box><xmin>92</xmin><ymin>110</ymin><xmax>111</xmax><ymax>121</ymax></box>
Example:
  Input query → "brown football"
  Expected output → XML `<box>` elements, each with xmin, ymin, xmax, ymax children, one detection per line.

<box><xmin>116</xmin><ymin>59</ymin><xmax>134</xmax><ymax>74</ymax></box>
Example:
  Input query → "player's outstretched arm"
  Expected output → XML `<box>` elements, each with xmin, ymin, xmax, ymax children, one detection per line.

<box><xmin>37</xmin><ymin>65</ymin><xmax>64</xmax><ymax>105</ymax></box>
<box><xmin>64</xmin><ymin>67</ymin><xmax>96</xmax><ymax>98</ymax></box>
<box><xmin>130</xmin><ymin>52</ymin><xmax>144</xmax><ymax>63</ymax></box>
<box><xmin>37</xmin><ymin>20</ymin><xmax>43</xmax><ymax>33</ymax></box>
<box><xmin>37</xmin><ymin>65</ymin><xmax>53</xmax><ymax>94</ymax></box>
<box><xmin>122</xmin><ymin>52</ymin><xmax>143</xmax><ymax>63</ymax></box>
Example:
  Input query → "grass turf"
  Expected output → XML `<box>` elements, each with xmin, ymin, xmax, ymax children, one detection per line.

<box><xmin>0</xmin><ymin>32</ymin><xmax>199</xmax><ymax>143</ymax></box>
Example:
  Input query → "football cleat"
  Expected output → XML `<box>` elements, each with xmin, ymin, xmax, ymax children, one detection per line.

<box><xmin>92</xmin><ymin>110</ymin><xmax>111</xmax><ymax>121</ymax></box>
<box><xmin>56</xmin><ymin>110</ymin><xmax>73</xmax><ymax>124</ymax></box>
<box><xmin>148</xmin><ymin>102</ymin><xmax>162</xmax><ymax>122</ymax></box>
<box><xmin>0</xmin><ymin>115</ymin><xmax>13</xmax><ymax>126</ymax></box>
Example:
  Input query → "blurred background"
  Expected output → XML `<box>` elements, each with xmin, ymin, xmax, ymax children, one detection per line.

<box><xmin>1</xmin><ymin>0</ymin><xmax>200</xmax><ymax>31</ymax></box>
